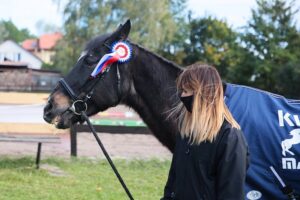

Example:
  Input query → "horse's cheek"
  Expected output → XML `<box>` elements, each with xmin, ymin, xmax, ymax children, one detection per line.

<box><xmin>53</xmin><ymin>93</ymin><xmax>70</xmax><ymax>109</ymax></box>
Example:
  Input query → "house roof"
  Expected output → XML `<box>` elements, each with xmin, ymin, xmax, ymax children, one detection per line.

<box><xmin>22</xmin><ymin>32</ymin><xmax>63</xmax><ymax>51</ymax></box>
<box><xmin>22</xmin><ymin>39</ymin><xmax>38</xmax><ymax>51</ymax></box>
<box><xmin>0</xmin><ymin>62</ymin><xmax>61</xmax><ymax>74</ymax></box>
<box><xmin>0</xmin><ymin>61</ymin><xmax>28</xmax><ymax>69</ymax></box>
<box><xmin>39</xmin><ymin>32</ymin><xmax>62</xmax><ymax>50</ymax></box>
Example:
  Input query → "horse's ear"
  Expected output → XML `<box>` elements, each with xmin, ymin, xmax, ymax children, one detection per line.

<box><xmin>111</xmin><ymin>19</ymin><xmax>131</xmax><ymax>41</ymax></box>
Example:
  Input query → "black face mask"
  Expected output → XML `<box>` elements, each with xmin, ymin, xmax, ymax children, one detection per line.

<box><xmin>180</xmin><ymin>95</ymin><xmax>194</xmax><ymax>113</ymax></box>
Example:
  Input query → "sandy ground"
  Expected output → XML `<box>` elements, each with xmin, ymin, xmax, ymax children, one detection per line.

<box><xmin>0</xmin><ymin>92</ymin><xmax>171</xmax><ymax>159</ymax></box>
<box><xmin>0</xmin><ymin>123</ymin><xmax>67</xmax><ymax>134</ymax></box>
<box><xmin>0</xmin><ymin>132</ymin><xmax>172</xmax><ymax>160</ymax></box>
<box><xmin>0</xmin><ymin>92</ymin><xmax>49</xmax><ymax>104</ymax></box>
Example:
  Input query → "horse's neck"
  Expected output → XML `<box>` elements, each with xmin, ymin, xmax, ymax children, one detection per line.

<box><xmin>132</xmin><ymin>44</ymin><xmax>181</xmax><ymax>109</ymax></box>
<box><xmin>123</xmin><ymin>45</ymin><xmax>182</xmax><ymax>152</ymax></box>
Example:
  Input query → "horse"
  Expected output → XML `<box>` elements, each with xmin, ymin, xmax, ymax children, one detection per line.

<box><xmin>44</xmin><ymin>20</ymin><xmax>300</xmax><ymax>199</ymax></box>
<box><xmin>282</xmin><ymin>128</ymin><xmax>300</xmax><ymax>156</ymax></box>
<box><xmin>43</xmin><ymin>20</ymin><xmax>181</xmax><ymax>152</ymax></box>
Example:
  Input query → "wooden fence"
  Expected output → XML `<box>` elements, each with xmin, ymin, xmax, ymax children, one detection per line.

<box><xmin>69</xmin><ymin>124</ymin><xmax>151</xmax><ymax>156</ymax></box>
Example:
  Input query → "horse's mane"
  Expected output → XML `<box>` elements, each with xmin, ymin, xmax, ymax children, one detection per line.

<box><xmin>131</xmin><ymin>42</ymin><xmax>182</xmax><ymax>71</ymax></box>
<box><xmin>86</xmin><ymin>34</ymin><xmax>182</xmax><ymax>71</ymax></box>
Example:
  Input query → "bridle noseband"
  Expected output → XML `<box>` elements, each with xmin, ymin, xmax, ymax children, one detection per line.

<box><xmin>58</xmin><ymin>79</ymin><xmax>89</xmax><ymax>115</ymax></box>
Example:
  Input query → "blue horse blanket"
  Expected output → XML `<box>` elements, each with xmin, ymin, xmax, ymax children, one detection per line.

<box><xmin>225</xmin><ymin>83</ymin><xmax>300</xmax><ymax>200</ymax></box>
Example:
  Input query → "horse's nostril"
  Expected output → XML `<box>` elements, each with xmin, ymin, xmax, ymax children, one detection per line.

<box><xmin>43</xmin><ymin>111</ymin><xmax>53</xmax><ymax>123</ymax></box>
<box><xmin>44</xmin><ymin>102</ymin><xmax>53</xmax><ymax>111</ymax></box>
<box><xmin>43</xmin><ymin>103</ymin><xmax>54</xmax><ymax>123</ymax></box>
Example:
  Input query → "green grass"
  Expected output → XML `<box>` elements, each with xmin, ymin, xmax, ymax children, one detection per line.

<box><xmin>0</xmin><ymin>157</ymin><xmax>171</xmax><ymax>200</ymax></box>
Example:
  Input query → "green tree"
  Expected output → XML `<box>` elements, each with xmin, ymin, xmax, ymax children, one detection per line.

<box><xmin>51</xmin><ymin>0</ymin><xmax>185</xmax><ymax>73</ymax></box>
<box><xmin>0</xmin><ymin>24</ymin><xmax>9</xmax><ymax>43</ymax></box>
<box><xmin>159</xmin><ymin>0</ymin><xmax>189</xmax><ymax>65</ymax></box>
<box><xmin>0</xmin><ymin>20</ymin><xmax>34</xmax><ymax>43</ymax></box>
<box><xmin>51</xmin><ymin>0</ymin><xmax>117</xmax><ymax>73</ymax></box>
<box><xmin>183</xmin><ymin>16</ymin><xmax>240</xmax><ymax>77</ymax></box>
<box><xmin>35</xmin><ymin>20</ymin><xmax>61</xmax><ymax>35</ymax></box>
<box><xmin>238</xmin><ymin>0</ymin><xmax>300</xmax><ymax>98</ymax></box>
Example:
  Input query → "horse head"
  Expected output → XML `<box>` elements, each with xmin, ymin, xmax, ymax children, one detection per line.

<box><xmin>290</xmin><ymin>128</ymin><xmax>300</xmax><ymax>138</ymax></box>
<box><xmin>43</xmin><ymin>20</ymin><xmax>133</xmax><ymax>129</ymax></box>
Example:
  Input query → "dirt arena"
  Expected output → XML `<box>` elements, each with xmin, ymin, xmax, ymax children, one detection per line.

<box><xmin>0</xmin><ymin>132</ymin><xmax>172</xmax><ymax>159</ymax></box>
<box><xmin>0</xmin><ymin>92</ymin><xmax>172</xmax><ymax>160</ymax></box>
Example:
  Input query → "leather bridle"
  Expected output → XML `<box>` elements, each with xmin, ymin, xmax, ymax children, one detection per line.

<box><xmin>58</xmin><ymin>40</ymin><xmax>123</xmax><ymax>116</ymax></box>
<box><xmin>54</xmin><ymin>40</ymin><xmax>134</xmax><ymax>200</ymax></box>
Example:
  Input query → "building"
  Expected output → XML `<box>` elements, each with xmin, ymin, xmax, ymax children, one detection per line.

<box><xmin>0</xmin><ymin>40</ymin><xmax>43</xmax><ymax>69</ymax></box>
<box><xmin>0</xmin><ymin>62</ymin><xmax>61</xmax><ymax>91</ymax></box>
<box><xmin>0</xmin><ymin>40</ymin><xmax>61</xmax><ymax>92</ymax></box>
<box><xmin>22</xmin><ymin>32</ymin><xmax>62</xmax><ymax>64</ymax></box>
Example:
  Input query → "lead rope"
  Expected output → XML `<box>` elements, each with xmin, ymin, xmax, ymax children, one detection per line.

<box><xmin>81</xmin><ymin>111</ymin><xmax>134</xmax><ymax>200</ymax></box>
<box><xmin>270</xmin><ymin>166</ymin><xmax>298</xmax><ymax>200</ymax></box>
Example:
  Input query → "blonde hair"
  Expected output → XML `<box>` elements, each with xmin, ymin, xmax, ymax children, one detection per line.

<box><xmin>173</xmin><ymin>63</ymin><xmax>240</xmax><ymax>144</ymax></box>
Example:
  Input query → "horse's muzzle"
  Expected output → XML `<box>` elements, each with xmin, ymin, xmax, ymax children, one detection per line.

<box><xmin>43</xmin><ymin>102</ymin><xmax>54</xmax><ymax>123</ymax></box>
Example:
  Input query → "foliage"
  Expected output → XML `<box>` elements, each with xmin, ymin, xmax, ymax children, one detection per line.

<box><xmin>49</xmin><ymin>0</ymin><xmax>300</xmax><ymax>98</ymax></box>
<box><xmin>238</xmin><ymin>0</ymin><xmax>300</xmax><ymax>97</ymax></box>
<box><xmin>0</xmin><ymin>157</ymin><xmax>171</xmax><ymax>200</ymax></box>
<box><xmin>159</xmin><ymin>0</ymin><xmax>189</xmax><ymax>65</ymax></box>
<box><xmin>183</xmin><ymin>16</ymin><xmax>241</xmax><ymax>77</ymax></box>
<box><xmin>35</xmin><ymin>20</ymin><xmax>61</xmax><ymax>35</ymax></box>
<box><xmin>51</xmin><ymin>0</ymin><xmax>186</xmax><ymax>74</ymax></box>
<box><xmin>0</xmin><ymin>20</ymin><xmax>35</xmax><ymax>43</ymax></box>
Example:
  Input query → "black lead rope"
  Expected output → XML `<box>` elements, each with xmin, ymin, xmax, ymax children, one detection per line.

<box><xmin>57</xmin><ymin>62</ymin><xmax>132</xmax><ymax>199</ymax></box>
<box><xmin>270</xmin><ymin>166</ymin><xmax>299</xmax><ymax>200</ymax></box>
<box><xmin>80</xmin><ymin>111</ymin><xmax>134</xmax><ymax>200</ymax></box>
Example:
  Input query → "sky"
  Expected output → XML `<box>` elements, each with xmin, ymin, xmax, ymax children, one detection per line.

<box><xmin>0</xmin><ymin>0</ymin><xmax>299</xmax><ymax>36</ymax></box>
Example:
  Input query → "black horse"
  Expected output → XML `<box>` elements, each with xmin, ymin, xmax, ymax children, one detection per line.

<box><xmin>43</xmin><ymin>20</ymin><xmax>181</xmax><ymax>152</ymax></box>
<box><xmin>44</xmin><ymin>20</ymin><xmax>300</xmax><ymax>199</ymax></box>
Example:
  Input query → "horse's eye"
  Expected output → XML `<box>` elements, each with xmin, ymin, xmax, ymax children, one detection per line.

<box><xmin>85</xmin><ymin>53</ymin><xmax>99</xmax><ymax>65</ymax></box>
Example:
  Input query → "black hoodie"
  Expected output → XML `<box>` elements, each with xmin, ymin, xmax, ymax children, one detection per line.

<box><xmin>161</xmin><ymin>120</ymin><xmax>249</xmax><ymax>200</ymax></box>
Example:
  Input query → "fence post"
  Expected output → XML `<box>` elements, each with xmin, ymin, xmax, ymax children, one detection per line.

<box><xmin>70</xmin><ymin>124</ymin><xmax>77</xmax><ymax>157</ymax></box>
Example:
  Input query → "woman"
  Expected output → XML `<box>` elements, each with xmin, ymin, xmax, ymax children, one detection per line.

<box><xmin>161</xmin><ymin>63</ymin><xmax>249</xmax><ymax>200</ymax></box>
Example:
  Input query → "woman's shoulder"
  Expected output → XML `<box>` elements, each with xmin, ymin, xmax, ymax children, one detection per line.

<box><xmin>221</xmin><ymin>119</ymin><xmax>231</xmax><ymax>130</ymax></box>
<box><xmin>218</xmin><ymin>119</ymin><xmax>246</xmax><ymax>145</ymax></box>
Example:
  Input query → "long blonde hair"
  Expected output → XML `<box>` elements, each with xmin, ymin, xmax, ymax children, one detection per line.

<box><xmin>174</xmin><ymin>63</ymin><xmax>240</xmax><ymax>144</ymax></box>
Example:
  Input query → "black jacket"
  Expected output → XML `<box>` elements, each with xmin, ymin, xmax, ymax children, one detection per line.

<box><xmin>161</xmin><ymin>120</ymin><xmax>249</xmax><ymax>200</ymax></box>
